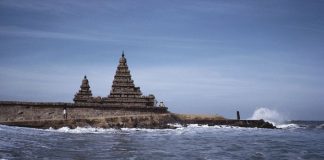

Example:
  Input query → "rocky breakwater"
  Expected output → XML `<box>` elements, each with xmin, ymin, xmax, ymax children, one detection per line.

<box><xmin>171</xmin><ymin>114</ymin><xmax>276</xmax><ymax>129</ymax></box>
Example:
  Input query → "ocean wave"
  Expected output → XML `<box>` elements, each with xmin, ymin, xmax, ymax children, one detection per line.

<box><xmin>46</xmin><ymin>127</ymin><xmax>117</xmax><ymax>134</ymax></box>
<box><xmin>276</xmin><ymin>123</ymin><xmax>301</xmax><ymax>129</ymax></box>
<box><xmin>0</xmin><ymin>125</ymin><xmax>4</xmax><ymax>131</ymax></box>
<box><xmin>170</xmin><ymin>123</ymin><xmax>256</xmax><ymax>130</ymax></box>
<box><xmin>316</xmin><ymin>123</ymin><xmax>324</xmax><ymax>129</ymax></box>
<box><xmin>46</xmin><ymin>126</ymin><xmax>177</xmax><ymax>134</ymax></box>
<box><xmin>44</xmin><ymin>124</ymin><xmax>259</xmax><ymax>134</ymax></box>
<box><xmin>44</xmin><ymin>122</ymin><xmax>319</xmax><ymax>133</ymax></box>
<box><xmin>186</xmin><ymin>124</ymin><xmax>242</xmax><ymax>129</ymax></box>
<box><xmin>120</xmin><ymin>128</ymin><xmax>174</xmax><ymax>132</ymax></box>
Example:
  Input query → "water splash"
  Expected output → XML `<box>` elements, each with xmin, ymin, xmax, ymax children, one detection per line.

<box><xmin>249</xmin><ymin>107</ymin><xmax>300</xmax><ymax>129</ymax></box>
<box><xmin>250</xmin><ymin>108</ymin><xmax>285</xmax><ymax>122</ymax></box>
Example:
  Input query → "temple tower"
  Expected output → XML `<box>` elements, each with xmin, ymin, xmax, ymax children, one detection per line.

<box><xmin>73</xmin><ymin>75</ymin><xmax>93</xmax><ymax>103</ymax></box>
<box><xmin>103</xmin><ymin>52</ymin><xmax>155</xmax><ymax>107</ymax></box>
<box><xmin>109</xmin><ymin>52</ymin><xmax>142</xmax><ymax>97</ymax></box>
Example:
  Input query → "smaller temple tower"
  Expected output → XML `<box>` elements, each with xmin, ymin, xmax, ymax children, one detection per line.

<box><xmin>73</xmin><ymin>75</ymin><xmax>93</xmax><ymax>103</ymax></box>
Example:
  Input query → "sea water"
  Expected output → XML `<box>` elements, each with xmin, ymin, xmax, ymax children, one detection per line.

<box><xmin>0</xmin><ymin>109</ymin><xmax>323</xmax><ymax>160</ymax></box>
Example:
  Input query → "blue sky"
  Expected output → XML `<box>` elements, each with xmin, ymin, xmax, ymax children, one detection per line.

<box><xmin>0</xmin><ymin>0</ymin><xmax>323</xmax><ymax>120</ymax></box>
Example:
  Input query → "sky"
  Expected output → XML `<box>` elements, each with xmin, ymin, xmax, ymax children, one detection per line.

<box><xmin>0</xmin><ymin>0</ymin><xmax>324</xmax><ymax>120</ymax></box>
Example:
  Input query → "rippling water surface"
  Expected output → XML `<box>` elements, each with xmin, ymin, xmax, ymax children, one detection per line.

<box><xmin>0</xmin><ymin>121</ymin><xmax>323</xmax><ymax>160</ymax></box>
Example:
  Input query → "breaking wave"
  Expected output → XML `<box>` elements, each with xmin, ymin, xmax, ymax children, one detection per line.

<box><xmin>44</xmin><ymin>124</ymin><xmax>257</xmax><ymax>134</ymax></box>
<box><xmin>250</xmin><ymin>107</ymin><xmax>285</xmax><ymax>123</ymax></box>
<box><xmin>316</xmin><ymin>123</ymin><xmax>324</xmax><ymax>129</ymax></box>
<box><xmin>275</xmin><ymin>123</ymin><xmax>301</xmax><ymax>129</ymax></box>
<box><xmin>249</xmin><ymin>107</ymin><xmax>301</xmax><ymax>129</ymax></box>
<box><xmin>46</xmin><ymin>127</ymin><xmax>117</xmax><ymax>134</ymax></box>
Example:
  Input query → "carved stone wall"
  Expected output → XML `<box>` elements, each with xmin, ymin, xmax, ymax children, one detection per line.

<box><xmin>0</xmin><ymin>101</ymin><xmax>168</xmax><ymax>122</ymax></box>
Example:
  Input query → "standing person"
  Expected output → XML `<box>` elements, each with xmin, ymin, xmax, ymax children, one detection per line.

<box><xmin>63</xmin><ymin>107</ymin><xmax>67</xmax><ymax>120</ymax></box>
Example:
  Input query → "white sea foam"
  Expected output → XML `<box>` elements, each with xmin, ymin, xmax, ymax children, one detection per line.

<box><xmin>276</xmin><ymin>123</ymin><xmax>300</xmax><ymax>129</ymax></box>
<box><xmin>46</xmin><ymin>127</ymin><xmax>117</xmax><ymax>134</ymax></box>
<box><xmin>170</xmin><ymin>123</ymin><xmax>248</xmax><ymax>130</ymax></box>
<box><xmin>46</xmin><ymin>126</ymin><xmax>176</xmax><ymax>134</ymax></box>
<box><xmin>316</xmin><ymin>123</ymin><xmax>324</xmax><ymax>129</ymax></box>
<box><xmin>44</xmin><ymin>122</ymin><xmax>270</xmax><ymax>134</ymax></box>
<box><xmin>168</xmin><ymin>123</ymin><xmax>183</xmax><ymax>128</ymax></box>
<box><xmin>186</xmin><ymin>124</ymin><xmax>240</xmax><ymax>129</ymax></box>
<box><xmin>120</xmin><ymin>128</ymin><xmax>173</xmax><ymax>132</ymax></box>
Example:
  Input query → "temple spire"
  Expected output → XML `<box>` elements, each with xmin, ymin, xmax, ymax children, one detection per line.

<box><xmin>119</xmin><ymin>51</ymin><xmax>127</xmax><ymax>64</ymax></box>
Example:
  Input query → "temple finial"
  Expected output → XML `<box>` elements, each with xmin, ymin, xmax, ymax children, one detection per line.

<box><xmin>122</xmin><ymin>50</ymin><xmax>124</xmax><ymax>57</ymax></box>
<box><xmin>84</xmin><ymin>75</ymin><xmax>87</xmax><ymax>79</ymax></box>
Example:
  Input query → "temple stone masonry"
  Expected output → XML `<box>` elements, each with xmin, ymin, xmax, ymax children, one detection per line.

<box><xmin>73</xmin><ymin>52</ymin><xmax>156</xmax><ymax>107</ymax></box>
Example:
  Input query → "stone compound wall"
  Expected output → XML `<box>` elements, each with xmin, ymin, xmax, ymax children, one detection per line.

<box><xmin>0</xmin><ymin>101</ymin><xmax>168</xmax><ymax>122</ymax></box>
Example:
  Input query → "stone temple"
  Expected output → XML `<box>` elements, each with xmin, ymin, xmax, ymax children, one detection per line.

<box><xmin>0</xmin><ymin>52</ymin><xmax>275</xmax><ymax>129</ymax></box>
<box><xmin>73</xmin><ymin>52</ymin><xmax>156</xmax><ymax>107</ymax></box>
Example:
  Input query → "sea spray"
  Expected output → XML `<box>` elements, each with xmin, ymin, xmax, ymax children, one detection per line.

<box><xmin>249</xmin><ymin>108</ymin><xmax>300</xmax><ymax>129</ymax></box>
<box><xmin>250</xmin><ymin>108</ymin><xmax>285</xmax><ymax>123</ymax></box>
